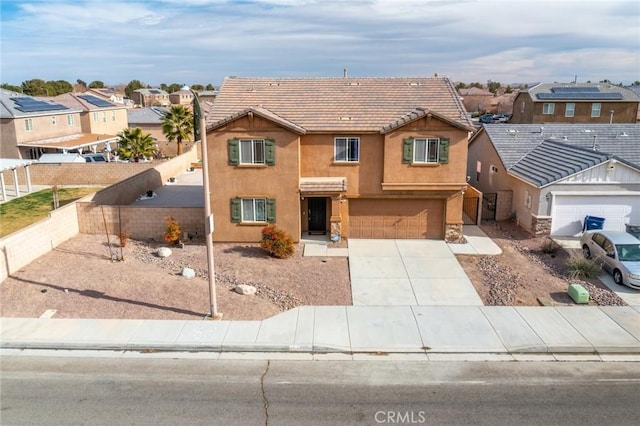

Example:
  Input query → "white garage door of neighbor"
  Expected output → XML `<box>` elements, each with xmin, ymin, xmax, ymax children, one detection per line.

<box><xmin>551</xmin><ymin>194</ymin><xmax>640</xmax><ymax>237</ymax></box>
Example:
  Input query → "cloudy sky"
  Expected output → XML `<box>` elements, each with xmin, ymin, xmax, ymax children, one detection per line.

<box><xmin>1</xmin><ymin>0</ymin><xmax>639</xmax><ymax>87</ymax></box>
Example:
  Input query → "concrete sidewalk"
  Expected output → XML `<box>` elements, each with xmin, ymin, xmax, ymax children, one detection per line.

<box><xmin>2</xmin><ymin>306</ymin><xmax>639</xmax><ymax>360</ymax></box>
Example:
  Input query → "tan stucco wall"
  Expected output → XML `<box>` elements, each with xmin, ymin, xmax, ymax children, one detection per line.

<box><xmin>207</xmin><ymin>114</ymin><xmax>470</xmax><ymax>242</ymax></box>
<box><xmin>0</xmin><ymin>118</ymin><xmax>18</xmax><ymax>158</ymax></box>
<box><xmin>208</xmin><ymin>115</ymin><xmax>301</xmax><ymax>242</ymax></box>
<box><xmin>81</xmin><ymin>108</ymin><xmax>129</xmax><ymax>135</ymax></box>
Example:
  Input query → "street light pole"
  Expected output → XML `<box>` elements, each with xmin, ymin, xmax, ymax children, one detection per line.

<box><xmin>193</xmin><ymin>93</ymin><xmax>221</xmax><ymax>319</ymax></box>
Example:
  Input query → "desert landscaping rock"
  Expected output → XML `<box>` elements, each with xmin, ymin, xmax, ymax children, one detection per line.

<box><xmin>157</xmin><ymin>247</ymin><xmax>172</xmax><ymax>258</ymax></box>
<box><xmin>181</xmin><ymin>267</ymin><xmax>196</xmax><ymax>278</ymax></box>
<box><xmin>234</xmin><ymin>284</ymin><xmax>257</xmax><ymax>295</ymax></box>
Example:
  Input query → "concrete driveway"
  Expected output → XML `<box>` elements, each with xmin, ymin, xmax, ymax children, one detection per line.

<box><xmin>349</xmin><ymin>239</ymin><xmax>484</xmax><ymax>306</ymax></box>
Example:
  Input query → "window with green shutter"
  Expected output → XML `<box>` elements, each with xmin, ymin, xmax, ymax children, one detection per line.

<box><xmin>228</xmin><ymin>138</ymin><xmax>239</xmax><ymax>165</ymax></box>
<box><xmin>230</xmin><ymin>197</ymin><xmax>241</xmax><ymax>222</ymax></box>
<box><xmin>403</xmin><ymin>137</ymin><xmax>449</xmax><ymax>164</ymax></box>
<box><xmin>231</xmin><ymin>197</ymin><xmax>276</xmax><ymax>223</ymax></box>
<box><xmin>265</xmin><ymin>139</ymin><xmax>275</xmax><ymax>165</ymax></box>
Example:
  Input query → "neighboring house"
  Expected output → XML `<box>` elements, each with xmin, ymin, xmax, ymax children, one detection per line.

<box><xmin>510</xmin><ymin>82</ymin><xmax>640</xmax><ymax>124</ymax></box>
<box><xmin>127</xmin><ymin>107</ymin><xmax>174</xmax><ymax>157</ymax></box>
<box><xmin>50</xmin><ymin>92</ymin><xmax>127</xmax><ymax>154</ymax></box>
<box><xmin>458</xmin><ymin>87</ymin><xmax>494</xmax><ymax>114</ymax></box>
<box><xmin>0</xmin><ymin>89</ymin><xmax>117</xmax><ymax>159</ymax></box>
<box><xmin>467</xmin><ymin>123</ymin><xmax>640</xmax><ymax>237</ymax></box>
<box><xmin>626</xmin><ymin>85</ymin><xmax>640</xmax><ymax>122</ymax></box>
<box><xmin>131</xmin><ymin>88</ymin><xmax>170</xmax><ymax>107</ymax></box>
<box><xmin>197</xmin><ymin>89</ymin><xmax>218</xmax><ymax>103</ymax></box>
<box><xmin>205</xmin><ymin>76</ymin><xmax>475</xmax><ymax>243</ymax></box>
<box><xmin>169</xmin><ymin>85</ymin><xmax>195</xmax><ymax>106</ymax></box>
<box><xmin>86</xmin><ymin>87</ymin><xmax>129</xmax><ymax>106</ymax></box>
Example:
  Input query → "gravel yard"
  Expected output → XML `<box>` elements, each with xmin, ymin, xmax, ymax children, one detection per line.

<box><xmin>0</xmin><ymin>221</ymin><xmax>627</xmax><ymax>321</ymax></box>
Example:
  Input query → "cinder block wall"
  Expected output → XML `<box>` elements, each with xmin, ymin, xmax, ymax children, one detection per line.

<box><xmin>0</xmin><ymin>200</ymin><xmax>80</xmax><ymax>282</ymax></box>
<box><xmin>77</xmin><ymin>205</ymin><xmax>204</xmax><ymax>241</ymax></box>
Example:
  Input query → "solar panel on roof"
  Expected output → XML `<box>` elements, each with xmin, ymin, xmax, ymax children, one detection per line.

<box><xmin>551</xmin><ymin>87</ymin><xmax>600</xmax><ymax>93</ymax></box>
<box><xmin>78</xmin><ymin>94</ymin><xmax>115</xmax><ymax>107</ymax></box>
<box><xmin>150</xmin><ymin>89</ymin><xmax>161</xmax><ymax>94</ymax></box>
<box><xmin>536</xmin><ymin>92</ymin><xmax>624</xmax><ymax>100</ymax></box>
<box><xmin>12</xmin><ymin>97</ymin><xmax>69</xmax><ymax>113</ymax></box>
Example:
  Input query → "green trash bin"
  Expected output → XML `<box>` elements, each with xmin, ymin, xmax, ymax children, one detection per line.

<box><xmin>568</xmin><ymin>284</ymin><xmax>589</xmax><ymax>304</ymax></box>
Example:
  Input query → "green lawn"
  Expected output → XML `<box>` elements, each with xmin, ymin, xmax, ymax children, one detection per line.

<box><xmin>0</xmin><ymin>187</ymin><xmax>100</xmax><ymax>238</ymax></box>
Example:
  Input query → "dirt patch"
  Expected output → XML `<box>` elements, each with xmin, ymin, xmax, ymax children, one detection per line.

<box><xmin>457</xmin><ymin>221</ymin><xmax>626</xmax><ymax>306</ymax></box>
<box><xmin>0</xmin><ymin>234</ymin><xmax>352</xmax><ymax>320</ymax></box>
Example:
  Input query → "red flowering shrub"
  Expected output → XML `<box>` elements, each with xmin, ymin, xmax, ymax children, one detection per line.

<box><xmin>260</xmin><ymin>225</ymin><xmax>294</xmax><ymax>258</ymax></box>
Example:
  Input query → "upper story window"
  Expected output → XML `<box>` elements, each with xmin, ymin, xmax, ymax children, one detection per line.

<box><xmin>67</xmin><ymin>114</ymin><xmax>74</xmax><ymax>125</ymax></box>
<box><xmin>542</xmin><ymin>103</ymin><xmax>555</xmax><ymax>115</ymax></box>
<box><xmin>111</xmin><ymin>111</ymin><xmax>116</xmax><ymax>121</ymax></box>
<box><xmin>591</xmin><ymin>103</ymin><xmax>601</xmax><ymax>117</ymax></box>
<box><xmin>334</xmin><ymin>137</ymin><xmax>359</xmax><ymax>162</ymax></box>
<box><xmin>412</xmin><ymin>138</ymin><xmax>440</xmax><ymax>163</ymax></box>
<box><xmin>228</xmin><ymin>138</ymin><xmax>275</xmax><ymax>165</ymax></box>
<box><xmin>565</xmin><ymin>103</ymin><xmax>575</xmax><ymax>117</ymax></box>
<box><xmin>240</xmin><ymin>139</ymin><xmax>265</xmax><ymax>164</ymax></box>
<box><xmin>25</xmin><ymin>118</ymin><xmax>33</xmax><ymax>132</ymax></box>
<box><xmin>51</xmin><ymin>116</ymin><xmax>57</xmax><ymax>125</ymax></box>
<box><xmin>403</xmin><ymin>137</ymin><xmax>449</xmax><ymax>165</ymax></box>
<box><xmin>93</xmin><ymin>112</ymin><xmax>99</xmax><ymax>122</ymax></box>
<box><xmin>102</xmin><ymin>112</ymin><xmax>107</xmax><ymax>123</ymax></box>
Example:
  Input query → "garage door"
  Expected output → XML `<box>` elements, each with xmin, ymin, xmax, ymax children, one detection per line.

<box><xmin>349</xmin><ymin>199</ymin><xmax>444</xmax><ymax>239</ymax></box>
<box><xmin>551</xmin><ymin>194</ymin><xmax>640</xmax><ymax>237</ymax></box>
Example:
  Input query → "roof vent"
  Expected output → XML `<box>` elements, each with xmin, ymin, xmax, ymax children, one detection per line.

<box><xmin>347</xmin><ymin>82</ymin><xmax>360</xmax><ymax>86</ymax></box>
<box><xmin>338</xmin><ymin>116</ymin><xmax>353</xmax><ymax>121</ymax></box>
<box><xmin>562</xmin><ymin>136</ymin><xmax>569</xmax><ymax>141</ymax></box>
<box><xmin>620</xmin><ymin>131</ymin><xmax>628</xmax><ymax>137</ymax></box>
<box><xmin>408</xmin><ymin>82</ymin><xmax>420</xmax><ymax>86</ymax></box>
<box><xmin>268</xmin><ymin>82</ymin><xmax>280</xmax><ymax>86</ymax></box>
<box><xmin>506</xmin><ymin>129</ymin><xmax>518</xmax><ymax>134</ymax></box>
<box><xmin>582</xmin><ymin>129</ymin><xmax>593</xmax><ymax>133</ymax></box>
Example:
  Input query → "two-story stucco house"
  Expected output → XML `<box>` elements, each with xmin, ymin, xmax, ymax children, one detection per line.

<box><xmin>0</xmin><ymin>89</ymin><xmax>120</xmax><ymax>159</ymax></box>
<box><xmin>510</xmin><ymin>82</ymin><xmax>640</xmax><ymax>124</ymax></box>
<box><xmin>204</xmin><ymin>76</ymin><xmax>475</xmax><ymax>243</ymax></box>
<box><xmin>131</xmin><ymin>88</ymin><xmax>170</xmax><ymax>107</ymax></box>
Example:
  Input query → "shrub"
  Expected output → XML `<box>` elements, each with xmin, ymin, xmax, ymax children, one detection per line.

<box><xmin>260</xmin><ymin>225</ymin><xmax>294</xmax><ymax>259</ymax></box>
<box><xmin>566</xmin><ymin>255</ymin><xmax>601</xmax><ymax>280</ymax></box>
<box><xmin>118</xmin><ymin>231</ymin><xmax>130</xmax><ymax>248</ymax></box>
<box><xmin>540</xmin><ymin>238</ymin><xmax>560</xmax><ymax>255</ymax></box>
<box><xmin>163</xmin><ymin>217</ymin><xmax>182</xmax><ymax>245</ymax></box>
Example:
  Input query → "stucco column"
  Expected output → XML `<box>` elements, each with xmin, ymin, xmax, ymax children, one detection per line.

<box><xmin>0</xmin><ymin>172</ymin><xmax>6</xmax><ymax>201</ymax></box>
<box><xmin>24</xmin><ymin>165</ymin><xmax>32</xmax><ymax>193</ymax></box>
<box><xmin>11</xmin><ymin>168</ymin><xmax>20</xmax><ymax>196</ymax></box>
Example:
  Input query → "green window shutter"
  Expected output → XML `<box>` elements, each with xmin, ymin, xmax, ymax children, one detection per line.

<box><xmin>403</xmin><ymin>138</ymin><xmax>414</xmax><ymax>163</ymax></box>
<box><xmin>230</xmin><ymin>198</ymin><xmax>241</xmax><ymax>223</ymax></box>
<box><xmin>438</xmin><ymin>138</ymin><xmax>450</xmax><ymax>164</ymax></box>
<box><xmin>266</xmin><ymin>198</ymin><xmax>276</xmax><ymax>223</ymax></box>
<box><xmin>265</xmin><ymin>139</ymin><xmax>275</xmax><ymax>165</ymax></box>
<box><xmin>228</xmin><ymin>138</ymin><xmax>239</xmax><ymax>165</ymax></box>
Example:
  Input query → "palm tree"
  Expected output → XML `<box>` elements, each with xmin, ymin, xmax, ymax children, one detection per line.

<box><xmin>116</xmin><ymin>127</ymin><xmax>156</xmax><ymax>162</ymax></box>
<box><xmin>161</xmin><ymin>105</ymin><xmax>193</xmax><ymax>155</ymax></box>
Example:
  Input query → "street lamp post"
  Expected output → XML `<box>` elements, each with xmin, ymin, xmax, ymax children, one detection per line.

<box><xmin>193</xmin><ymin>93</ymin><xmax>221</xmax><ymax>319</ymax></box>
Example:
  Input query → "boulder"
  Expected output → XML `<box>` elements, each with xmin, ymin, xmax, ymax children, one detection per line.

<box><xmin>234</xmin><ymin>284</ymin><xmax>257</xmax><ymax>295</ymax></box>
<box><xmin>181</xmin><ymin>267</ymin><xmax>196</xmax><ymax>278</ymax></box>
<box><xmin>158</xmin><ymin>247</ymin><xmax>172</xmax><ymax>258</ymax></box>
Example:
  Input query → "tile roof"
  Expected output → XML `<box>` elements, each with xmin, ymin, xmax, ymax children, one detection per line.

<box><xmin>473</xmin><ymin>123</ymin><xmax>640</xmax><ymax>186</ymax></box>
<box><xmin>127</xmin><ymin>107</ymin><xmax>167</xmax><ymax>124</ymax></box>
<box><xmin>509</xmin><ymin>140</ymin><xmax>610</xmax><ymax>187</ymax></box>
<box><xmin>207</xmin><ymin>77</ymin><xmax>473</xmax><ymax>133</ymax></box>
<box><xmin>524</xmin><ymin>82</ymin><xmax>640</xmax><ymax>102</ymax></box>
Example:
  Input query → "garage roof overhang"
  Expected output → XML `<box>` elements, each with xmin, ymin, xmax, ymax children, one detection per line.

<box><xmin>381</xmin><ymin>182</ymin><xmax>467</xmax><ymax>192</ymax></box>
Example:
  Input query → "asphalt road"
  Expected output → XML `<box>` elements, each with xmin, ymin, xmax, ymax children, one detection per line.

<box><xmin>2</xmin><ymin>355</ymin><xmax>639</xmax><ymax>425</ymax></box>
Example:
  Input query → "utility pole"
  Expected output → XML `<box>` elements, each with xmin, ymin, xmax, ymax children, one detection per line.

<box><xmin>193</xmin><ymin>93</ymin><xmax>221</xmax><ymax>319</ymax></box>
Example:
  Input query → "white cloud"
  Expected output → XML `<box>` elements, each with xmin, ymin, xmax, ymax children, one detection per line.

<box><xmin>1</xmin><ymin>0</ymin><xmax>638</xmax><ymax>86</ymax></box>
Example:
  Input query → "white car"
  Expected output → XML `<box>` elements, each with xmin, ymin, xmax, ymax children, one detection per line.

<box><xmin>580</xmin><ymin>231</ymin><xmax>640</xmax><ymax>289</ymax></box>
